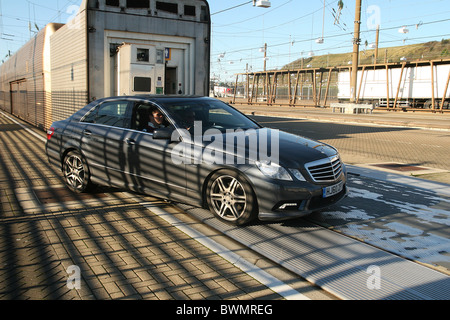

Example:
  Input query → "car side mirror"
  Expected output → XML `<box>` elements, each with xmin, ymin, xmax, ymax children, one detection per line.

<box><xmin>153</xmin><ymin>127</ymin><xmax>173</xmax><ymax>140</ymax></box>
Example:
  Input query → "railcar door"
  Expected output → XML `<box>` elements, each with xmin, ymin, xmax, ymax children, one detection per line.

<box><xmin>10</xmin><ymin>80</ymin><xmax>27</xmax><ymax>119</ymax></box>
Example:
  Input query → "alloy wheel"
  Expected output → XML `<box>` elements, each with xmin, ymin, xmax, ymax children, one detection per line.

<box><xmin>209</xmin><ymin>175</ymin><xmax>248</xmax><ymax>222</ymax></box>
<box><xmin>64</xmin><ymin>153</ymin><xmax>87</xmax><ymax>192</ymax></box>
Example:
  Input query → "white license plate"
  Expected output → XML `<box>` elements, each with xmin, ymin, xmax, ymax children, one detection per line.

<box><xmin>323</xmin><ymin>181</ymin><xmax>344</xmax><ymax>198</ymax></box>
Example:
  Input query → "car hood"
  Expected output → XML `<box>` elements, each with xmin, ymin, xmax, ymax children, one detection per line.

<box><xmin>271</xmin><ymin>129</ymin><xmax>338</xmax><ymax>167</ymax></box>
<box><xmin>197</xmin><ymin>128</ymin><xmax>338</xmax><ymax>168</ymax></box>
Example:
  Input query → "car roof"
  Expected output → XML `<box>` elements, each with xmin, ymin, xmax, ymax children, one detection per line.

<box><xmin>100</xmin><ymin>95</ymin><xmax>208</xmax><ymax>102</ymax></box>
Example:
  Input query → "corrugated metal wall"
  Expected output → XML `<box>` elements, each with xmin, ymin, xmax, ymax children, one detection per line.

<box><xmin>1</xmin><ymin>28</ymin><xmax>46</xmax><ymax>129</ymax></box>
<box><xmin>50</xmin><ymin>13</ymin><xmax>89</xmax><ymax>124</ymax></box>
<box><xmin>0</xmin><ymin>24</ymin><xmax>65</xmax><ymax>129</ymax></box>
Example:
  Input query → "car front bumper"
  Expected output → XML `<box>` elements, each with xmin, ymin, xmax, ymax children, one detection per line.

<box><xmin>244</xmin><ymin>167</ymin><xmax>348</xmax><ymax>221</ymax></box>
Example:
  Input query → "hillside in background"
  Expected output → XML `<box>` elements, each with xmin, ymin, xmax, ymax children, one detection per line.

<box><xmin>283</xmin><ymin>39</ymin><xmax>450</xmax><ymax>70</ymax></box>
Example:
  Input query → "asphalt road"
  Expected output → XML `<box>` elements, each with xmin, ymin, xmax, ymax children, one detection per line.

<box><xmin>251</xmin><ymin>115</ymin><xmax>450</xmax><ymax>170</ymax></box>
<box><xmin>251</xmin><ymin>115</ymin><xmax>450</xmax><ymax>183</ymax></box>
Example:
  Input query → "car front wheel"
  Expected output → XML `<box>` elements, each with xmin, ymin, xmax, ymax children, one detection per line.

<box><xmin>206</xmin><ymin>170</ymin><xmax>257</xmax><ymax>226</ymax></box>
<box><xmin>62</xmin><ymin>150</ymin><xmax>95</xmax><ymax>193</ymax></box>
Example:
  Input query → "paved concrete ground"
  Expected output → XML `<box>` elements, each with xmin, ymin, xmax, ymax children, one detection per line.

<box><xmin>1</xmin><ymin>105</ymin><xmax>449</xmax><ymax>301</ymax></box>
<box><xmin>0</xmin><ymin>112</ymin><xmax>332</xmax><ymax>301</ymax></box>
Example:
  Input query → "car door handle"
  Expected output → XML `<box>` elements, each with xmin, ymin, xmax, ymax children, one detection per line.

<box><xmin>83</xmin><ymin>129</ymin><xmax>92</xmax><ymax>136</ymax></box>
<box><xmin>125</xmin><ymin>138</ymin><xmax>136</xmax><ymax>145</ymax></box>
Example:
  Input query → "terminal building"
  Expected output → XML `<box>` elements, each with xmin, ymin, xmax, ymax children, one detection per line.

<box><xmin>0</xmin><ymin>0</ymin><xmax>211</xmax><ymax>130</ymax></box>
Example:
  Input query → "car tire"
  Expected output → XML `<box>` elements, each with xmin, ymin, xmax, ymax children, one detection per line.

<box><xmin>62</xmin><ymin>150</ymin><xmax>95</xmax><ymax>193</ymax></box>
<box><xmin>206</xmin><ymin>169</ymin><xmax>257</xmax><ymax>226</ymax></box>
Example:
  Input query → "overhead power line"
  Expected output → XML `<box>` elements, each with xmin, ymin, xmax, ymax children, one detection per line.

<box><xmin>211</xmin><ymin>1</ymin><xmax>252</xmax><ymax>16</ymax></box>
<box><xmin>212</xmin><ymin>16</ymin><xmax>450</xmax><ymax>56</ymax></box>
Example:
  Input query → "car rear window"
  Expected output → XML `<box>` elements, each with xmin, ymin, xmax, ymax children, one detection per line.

<box><xmin>82</xmin><ymin>100</ymin><xmax>129</xmax><ymax>128</ymax></box>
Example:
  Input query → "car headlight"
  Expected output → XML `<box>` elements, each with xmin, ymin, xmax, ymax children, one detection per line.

<box><xmin>255</xmin><ymin>160</ymin><xmax>292</xmax><ymax>181</ymax></box>
<box><xmin>288</xmin><ymin>168</ymin><xmax>307</xmax><ymax>181</ymax></box>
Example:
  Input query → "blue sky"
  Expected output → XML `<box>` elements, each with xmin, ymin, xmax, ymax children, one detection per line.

<box><xmin>1</xmin><ymin>0</ymin><xmax>450</xmax><ymax>82</ymax></box>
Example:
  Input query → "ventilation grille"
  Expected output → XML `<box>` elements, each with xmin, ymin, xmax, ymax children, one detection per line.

<box><xmin>306</xmin><ymin>156</ymin><xmax>343</xmax><ymax>182</ymax></box>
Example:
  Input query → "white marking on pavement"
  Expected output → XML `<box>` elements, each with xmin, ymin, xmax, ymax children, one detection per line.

<box><xmin>0</xmin><ymin>111</ymin><xmax>46</xmax><ymax>143</ymax></box>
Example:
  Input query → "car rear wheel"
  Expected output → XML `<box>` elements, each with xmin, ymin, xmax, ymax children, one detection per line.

<box><xmin>63</xmin><ymin>150</ymin><xmax>95</xmax><ymax>193</ymax></box>
<box><xmin>206</xmin><ymin>170</ymin><xmax>257</xmax><ymax>225</ymax></box>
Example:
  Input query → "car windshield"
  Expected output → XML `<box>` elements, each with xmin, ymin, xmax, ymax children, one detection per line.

<box><xmin>159</xmin><ymin>98</ymin><xmax>261</xmax><ymax>134</ymax></box>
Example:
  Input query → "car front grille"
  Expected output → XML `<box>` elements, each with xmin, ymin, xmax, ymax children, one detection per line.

<box><xmin>305</xmin><ymin>156</ymin><xmax>343</xmax><ymax>182</ymax></box>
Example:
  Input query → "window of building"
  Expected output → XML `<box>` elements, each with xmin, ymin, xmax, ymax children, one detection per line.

<box><xmin>106</xmin><ymin>0</ymin><xmax>120</xmax><ymax>6</ymax></box>
<box><xmin>156</xmin><ymin>1</ymin><xmax>178</xmax><ymax>14</ymax></box>
<box><xmin>127</xmin><ymin>0</ymin><xmax>150</xmax><ymax>9</ymax></box>
<box><xmin>200</xmin><ymin>6</ymin><xmax>208</xmax><ymax>22</ymax></box>
<box><xmin>184</xmin><ymin>5</ymin><xmax>196</xmax><ymax>17</ymax></box>
<box><xmin>134</xmin><ymin>77</ymin><xmax>151</xmax><ymax>92</ymax></box>
<box><xmin>136</xmin><ymin>48</ymin><xmax>149</xmax><ymax>62</ymax></box>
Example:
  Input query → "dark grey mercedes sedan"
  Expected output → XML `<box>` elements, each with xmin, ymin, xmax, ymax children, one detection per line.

<box><xmin>46</xmin><ymin>95</ymin><xmax>347</xmax><ymax>225</ymax></box>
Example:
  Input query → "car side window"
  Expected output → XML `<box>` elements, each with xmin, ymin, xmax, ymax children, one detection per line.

<box><xmin>82</xmin><ymin>101</ymin><xmax>130</xmax><ymax>128</ymax></box>
<box><xmin>131</xmin><ymin>102</ymin><xmax>171</xmax><ymax>132</ymax></box>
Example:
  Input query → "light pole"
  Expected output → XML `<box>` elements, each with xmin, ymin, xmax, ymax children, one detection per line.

<box><xmin>350</xmin><ymin>0</ymin><xmax>362</xmax><ymax>103</ymax></box>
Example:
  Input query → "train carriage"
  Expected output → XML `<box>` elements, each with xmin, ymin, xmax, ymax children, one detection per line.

<box><xmin>337</xmin><ymin>61</ymin><xmax>450</xmax><ymax>109</ymax></box>
<box><xmin>0</xmin><ymin>0</ymin><xmax>211</xmax><ymax>130</ymax></box>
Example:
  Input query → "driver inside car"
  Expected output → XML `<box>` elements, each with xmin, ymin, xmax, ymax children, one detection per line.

<box><xmin>144</xmin><ymin>107</ymin><xmax>167</xmax><ymax>132</ymax></box>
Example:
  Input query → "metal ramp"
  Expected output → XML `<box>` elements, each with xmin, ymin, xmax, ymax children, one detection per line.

<box><xmin>178</xmin><ymin>204</ymin><xmax>450</xmax><ymax>300</ymax></box>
